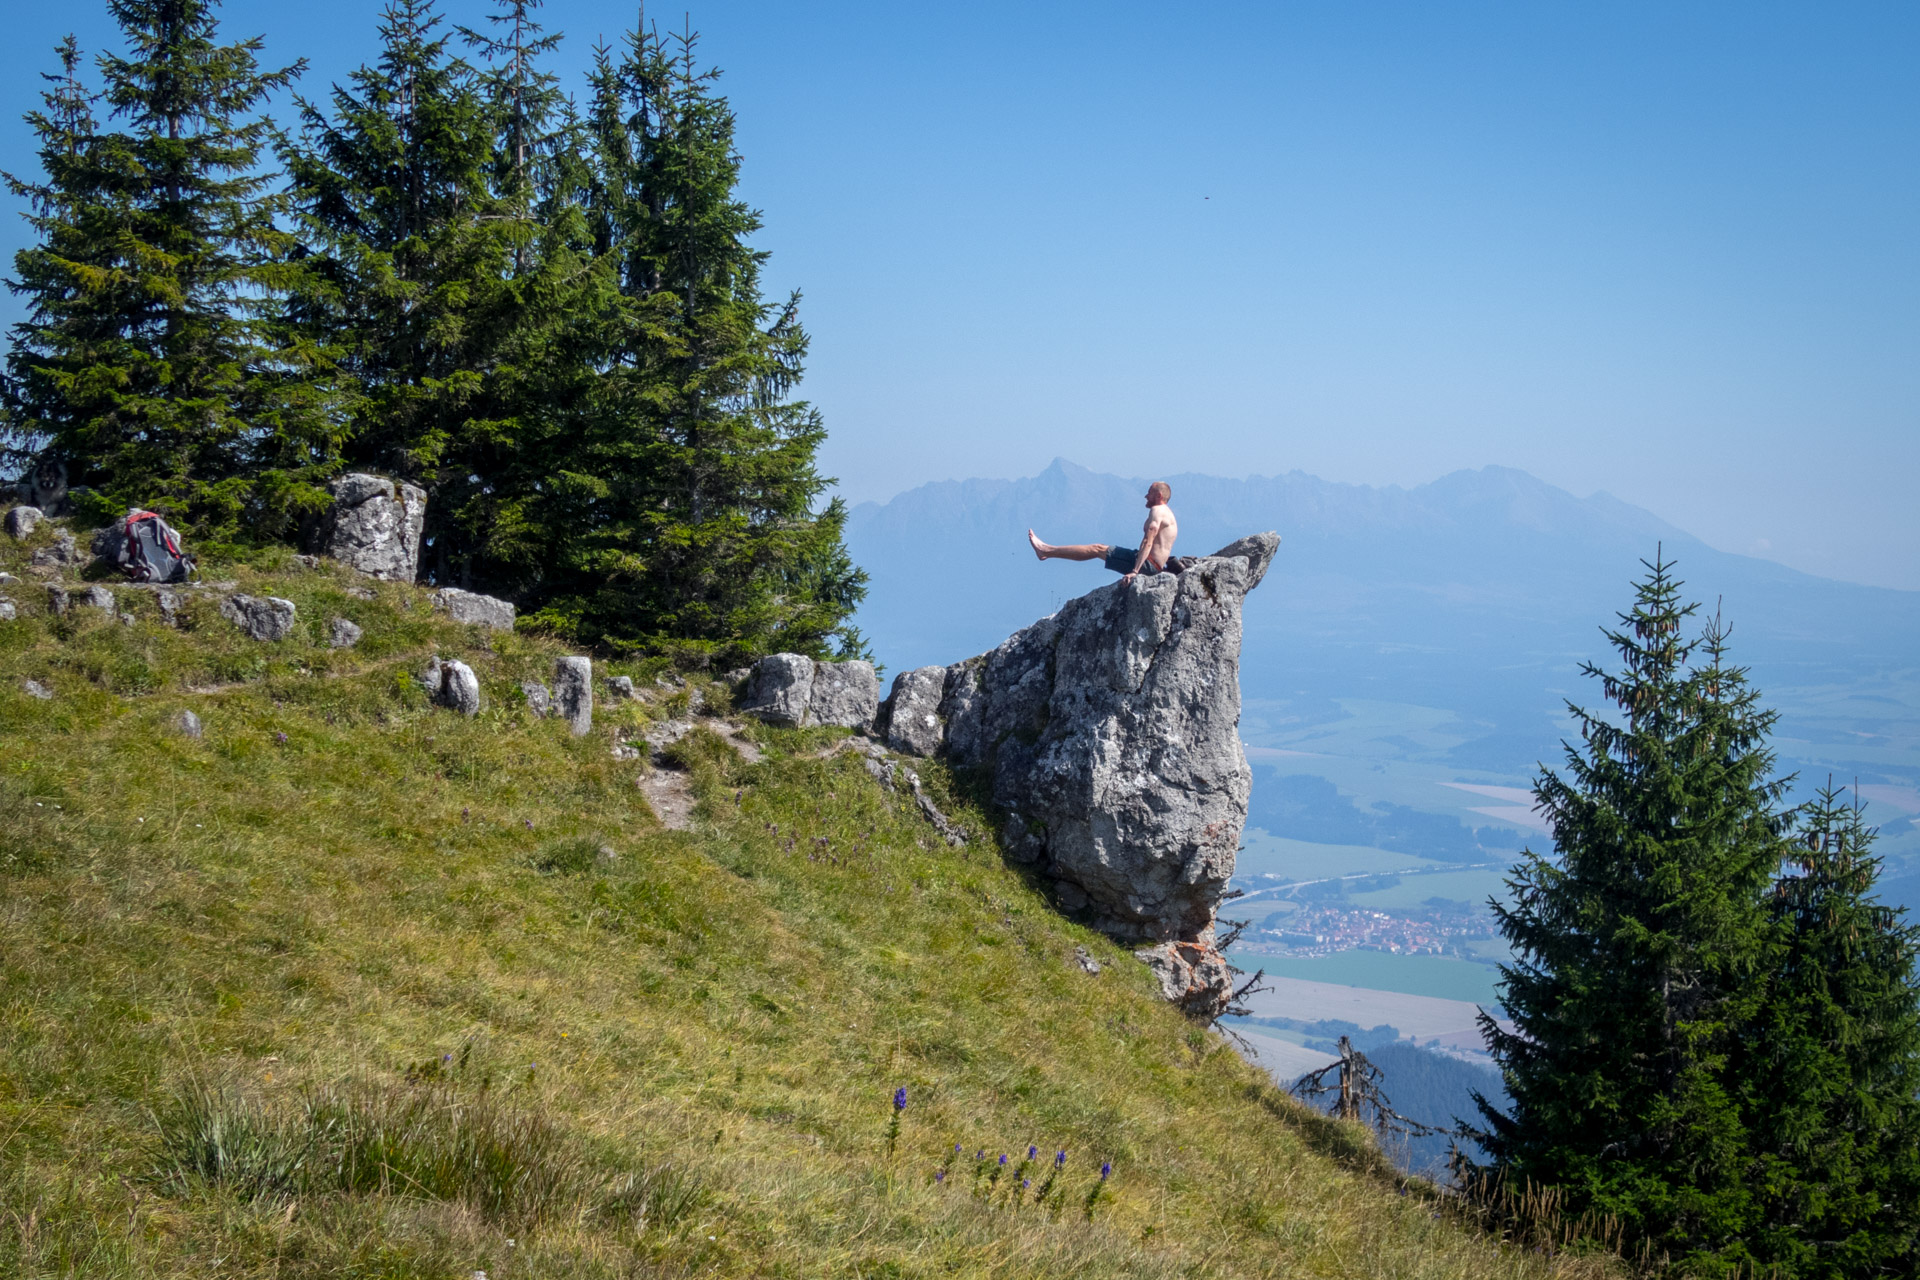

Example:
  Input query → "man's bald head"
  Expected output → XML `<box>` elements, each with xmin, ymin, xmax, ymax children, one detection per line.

<box><xmin>1147</xmin><ymin>481</ymin><xmax>1171</xmax><ymax>505</ymax></box>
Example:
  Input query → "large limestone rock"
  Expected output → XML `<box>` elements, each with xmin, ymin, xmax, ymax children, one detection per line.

<box><xmin>875</xmin><ymin>533</ymin><xmax>1280</xmax><ymax>1017</ymax></box>
<box><xmin>433</xmin><ymin>587</ymin><xmax>515</xmax><ymax>631</ymax></box>
<box><xmin>740</xmin><ymin>655</ymin><xmax>878</xmax><ymax>729</ymax></box>
<box><xmin>319</xmin><ymin>474</ymin><xmax>425</xmax><ymax>581</ymax></box>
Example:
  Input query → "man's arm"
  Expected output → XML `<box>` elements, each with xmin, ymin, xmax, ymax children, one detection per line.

<box><xmin>1123</xmin><ymin>512</ymin><xmax>1170</xmax><ymax>580</ymax></box>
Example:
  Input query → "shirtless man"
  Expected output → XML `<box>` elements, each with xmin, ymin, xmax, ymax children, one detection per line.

<box><xmin>1028</xmin><ymin>481</ymin><xmax>1179</xmax><ymax>583</ymax></box>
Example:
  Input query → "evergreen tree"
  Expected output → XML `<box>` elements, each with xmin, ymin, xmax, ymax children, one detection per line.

<box><xmin>1747</xmin><ymin>783</ymin><xmax>1920</xmax><ymax>1276</ymax></box>
<box><xmin>1474</xmin><ymin>554</ymin><xmax>1792</xmax><ymax>1269</ymax></box>
<box><xmin>3</xmin><ymin>1</ymin><xmax>333</xmax><ymax>541</ymax></box>
<box><xmin>281</xmin><ymin>0</ymin><xmax>510</xmax><ymax>520</ymax></box>
<box><xmin>510</xmin><ymin>19</ymin><xmax>866</xmax><ymax>660</ymax></box>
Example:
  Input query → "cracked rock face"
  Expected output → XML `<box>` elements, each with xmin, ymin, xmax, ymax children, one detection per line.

<box><xmin>320</xmin><ymin>474</ymin><xmax>425</xmax><ymax>581</ymax></box>
<box><xmin>877</xmin><ymin>533</ymin><xmax>1278</xmax><ymax>1008</ymax></box>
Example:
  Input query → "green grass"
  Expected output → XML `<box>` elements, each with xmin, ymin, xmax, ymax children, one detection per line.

<box><xmin>0</xmin><ymin>527</ymin><xmax>1619</xmax><ymax>1278</ymax></box>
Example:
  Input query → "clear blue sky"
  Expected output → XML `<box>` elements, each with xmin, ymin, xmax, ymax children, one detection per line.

<box><xmin>3</xmin><ymin>1</ymin><xmax>1915</xmax><ymax>587</ymax></box>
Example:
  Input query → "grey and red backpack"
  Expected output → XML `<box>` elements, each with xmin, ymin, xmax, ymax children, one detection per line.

<box><xmin>113</xmin><ymin>510</ymin><xmax>196</xmax><ymax>583</ymax></box>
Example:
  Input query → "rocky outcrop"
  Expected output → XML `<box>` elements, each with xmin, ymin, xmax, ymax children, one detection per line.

<box><xmin>875</xmin><ymin>533</ymin><xmax>1279</xmax><ymax>1017</ymax></box>
<box><xmin>740</xmin><ymin>655</ymin><xmax>879</xmax><ymax>729</ymax></box>
<box><xmin>319</xmin><ymin>474</ymin><xmax>425</xmax><ymax>581</ymax></box>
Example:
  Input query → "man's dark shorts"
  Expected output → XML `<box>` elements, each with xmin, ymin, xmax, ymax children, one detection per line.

<box><xmin>1104</xmin><ymin>543</ymin><xmax>1156</xmax><ymax>575</ymax></box>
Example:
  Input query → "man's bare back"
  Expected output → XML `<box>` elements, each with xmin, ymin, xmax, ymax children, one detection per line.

<box><xmin>1028</xmin><ymin>481</ymin><xmax>1179</xmax><ymax>582</ymax></box>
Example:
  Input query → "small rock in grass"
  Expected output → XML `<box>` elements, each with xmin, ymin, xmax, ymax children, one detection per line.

<box><xmin>611</xmin><ymin>743</ymin><xmax>642</xmax><ymax>761</ymax></box>
<box><xmin>0</xmin><ymin>600</ymin><xmax>14</xmax><ymax>621</ymax></box>
<box><xmin>554</xmin><ymin>657</ymin><xmax>592</xmax><ymax>736</ymax></box>
<box><xmin>5</xmin><ymin>506</ymin><xmax>44</xmax><ymax>539</ymax></box>
<box><xmin>0</xmin><ymin>571</ymin><xmax>16</xmax><ymax>584</ymax></box>
<box><xmin>520</xmin><ymin>680</ymin><xmax>552</xmax><ymax>716</ymax></box>
<box><xmin>220</xmin><ymin>593</ymin><xmax>297</xmax><ymax>642</ymax></box>
<box><xmin>174</xmin><ymin>709</ymin><xmax>203</xmax><ymax>739</ymax></box>
<box><xmin>156</xmin><ymin>589</ymin><xmax>182</xmax><ymax>628</ymax></box>
<box><xmin>328</xmin><ymin>617</ymin><xmax>363</xmax><ymax>649</ymax></box>
<box><xmin>29</xmin><ymin>529</ymin><xmax>81</xmax><ymax>569</ymax></box>
<box><xmin>46</xmin><ymin>585</ymin><xmax>69</xmax><ymax>616</ymax></box>
<box><xmin>22</xmin><ymin>679</ymin><xmax>52</xmax><ymax>700</ymax></box>
<box><xmin>595</xmin><ymin>844</ymin><xmax>620</xmax><ymax>867</ymax></box>
<box><xmin>603</xmin><ymin>675</ymin><xmax>636</xmax><ymax>700</ymax></box>
<box><xmin>1073</xmin><ymin>945</ymin><xmax>1103</xmax><ymax>975</ymax></box>
<box><xmin>427</xmin><ymin>657</ymin><xmax>482</xmax><ymax>716</ymax></box>
<box><xmin>346</xmin><ymin>585</ymin><xmax>377</xmax><ymax>601</ymax></box>
<box><xmin>79</xmin><ymin>585</ymin><xmax>114</xmax><ymax>613</ymax></box>
<box><xmin>118</xmin><ymin>611</ymin><xmax>136</xmax><ymax>626</ymax></box>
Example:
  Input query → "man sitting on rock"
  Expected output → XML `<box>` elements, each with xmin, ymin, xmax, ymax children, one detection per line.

<box><xmin>1028</xmin><ymin>481</ymin><xmax>1181</xmax><ymax>582</ymax></box>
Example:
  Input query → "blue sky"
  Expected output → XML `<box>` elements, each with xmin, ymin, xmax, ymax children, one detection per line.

<box><xmin>3</xmin><ymin>1</ymin><xmax>1915</xmax><ymax>587</ymax></box>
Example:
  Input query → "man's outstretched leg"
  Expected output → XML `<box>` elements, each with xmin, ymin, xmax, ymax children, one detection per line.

<box><xmin>1029</xmin><ymin>530</ymin><xmax>1110</xmax><ymax>562</ymax></box>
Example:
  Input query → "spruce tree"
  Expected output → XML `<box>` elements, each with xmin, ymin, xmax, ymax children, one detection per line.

<box><xmin>1475</xmin><ymin>554</ymin><xmax>1791</xmax><ymax>1268</ymax></box>
<box><xmin>511</xmin><ymin>19</ymin><xmax>866</xmax><ymax>660</ymax></box>
<box><xmin>1747</xmin><ymin>783</ymin><xmax>1920</xmax><ymax>1276</ymax></box>
<box><xmin>281</xmin><ymin>0</ymin><xmax>508</xmax><ymax>506</ymax></box>
<box><xmin>3</xmin><ymin>2</ymin><xmax>333</xmax><ymax>541</ymax></box>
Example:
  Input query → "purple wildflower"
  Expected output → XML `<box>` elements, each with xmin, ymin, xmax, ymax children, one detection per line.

<box><xmin>893</xmin><ymin>1087</ymin><xmax>907</xmax><ymax>1111</ymax></box>
<box><xmin>1100</xmin><ymin>1162</ymin><xmax>1111</xmax><ymax>1181</ymax></box>
<box><xmin>935</xmin><ymin>1170</ymin><xmax>946</xmax><ymax>1183</ymax></box>
<box><xmin>1055</xmin><ymin>1150</ymin><xmax>1066</xmax><ymax>1168</ymax></box>
<box><xmin>274</xmin><ymin>731</ymin><xmax>288</xmax><ymax>745</ymax></box>
<box><xmin>1022</xmin><ymin>1178</ymin><xmax>1031</xmax><ymax>1189</ymax></box>
<box><xmin>1027</xmin><ymin>1145</ymin><xmax>1038</xmax><ymax>1159</ymax></box>
<box><xmin>999</xmin><ymin>1154</ymin><xmax>1008</xmax><ymax>1166</ymax></box>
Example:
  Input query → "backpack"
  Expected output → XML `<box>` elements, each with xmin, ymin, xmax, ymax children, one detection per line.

<box><xmin>118</xmin><ymin>510</ymin><xmax>195</xmax><ymax>583</ymax></box>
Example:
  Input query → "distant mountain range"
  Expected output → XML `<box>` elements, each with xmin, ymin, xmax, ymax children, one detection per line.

<box><xmin>845</xmin><ymin>460</ymin><xmax>1920</xmax><ymax>898</ymax></box>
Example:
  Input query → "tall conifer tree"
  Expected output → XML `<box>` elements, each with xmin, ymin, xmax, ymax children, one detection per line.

<box><xmin>1475</xmin><ymin>555</ymin><xmax>1791</xmax><ymax>1268</ymax></box>
<box><xmin>281</xmin><ymin>0</ymin><xmax>507</xmax><ymax>512</ymax></box>
<box><xmin>511</xmin><ymin>18</ymin><xmax>865</xmax><ymax>660</ymax></box>
<box><xmin>1746</xmin><ymin>784</ymin><xmax>1920</xmax><ymax>1276</ymax></box>
<box><xmin>3</xmin><ymin>1</ymin><xmax>331</xmax><ymax>540</ymax></box>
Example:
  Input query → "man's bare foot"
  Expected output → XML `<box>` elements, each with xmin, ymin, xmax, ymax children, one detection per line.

<box><xmin>1028</xmin><ymin>529</ymin><xmax>1052</xmax><ymax>560</ymax></box>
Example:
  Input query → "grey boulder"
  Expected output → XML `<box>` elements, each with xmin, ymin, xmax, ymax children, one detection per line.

<box><xmin>739</xmin><ymin>654</ymin><xmax>878</xmax><ymax>729</ymax></box>
<box><xmin>603</xmin><ymin>675</ymin><xmax>636</xmax><ymax>701</ymax></box>
<box><xmin>319</xmin><ymin>473</ymin><xmax>425</xmax><ymax>581</ymax></box>
<box><xmin>520</xmin><ymin>680</ymin><xmax>553</xmax><ymax>716</ymax></box>
<box><xmin>5</xmin><ymin>506</ymin><xmax>43</xmax><ymax>539</ymax></box>
<box><xmin>422</xmin><ymin>657</ymin><xmax>482</xmax><ymax>715</ymax></box>
<box><xmin>740</xmin><ymin>653</ymin><xmax>814</xmax><ymax>728</ymax></box>
<box><xmin>433</xmin><ymin>587</ymin><xmax>515</xmax><ymax>632</ymax></box>
<box><xmin>0</xmin><ymin>600</ymin><xmax>14</xmax><ymax>622</ymax></box>
<box><xmin>882</xmin><ymin>666</ymin><xmax>948</xmax><ymax>756</ymax></box>
<box><xmin>553</xmin><ymin>657</ymin><xmax>592</xmax><ymax>736</ymax></box>
<box><xmin>174</xmin><ymin>708</ymin><xmax>203</xmax><ymax>739</ymax></box>
<box><xmin>809</xmin><ymin>660</ymin><xmax>879</xmax><ymax>729</ymax></box>
<box><xmin>1136</xmin><ymin>942</ymin><xmax>1237</xmax><ymax>1020</ymax></box>
<box><xmin>328</xmin><ymin>617</ymin><xmax>363</xmax><ymax>649</ymax></box>
<box><xmin>80</xmin><ymin>585</ymin><xmax>114</xmax><ymax>613</ymax></box>
<box><xmin>220</xmin><ymin>594</ymin><xmax>297</xmax><ymax>642</ymax></box>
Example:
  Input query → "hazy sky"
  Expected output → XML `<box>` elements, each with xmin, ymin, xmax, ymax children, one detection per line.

<box><xmin>3</xmin><ymin>2</ymin><xmax>1915</xmax><ymax>587</ymax></box>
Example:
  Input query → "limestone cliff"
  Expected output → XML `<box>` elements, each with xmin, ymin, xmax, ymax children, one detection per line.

<box><xmin>877</xmin><ymin>533</ymin><xmax>1279</xmax><ymax>1016</ymax></box>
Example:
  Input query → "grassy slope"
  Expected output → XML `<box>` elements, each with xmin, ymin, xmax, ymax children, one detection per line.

<box><xmin>0</xmin><ymin>526</ymin><xmax>1610</xmax><ymax>1278</ymax></box>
